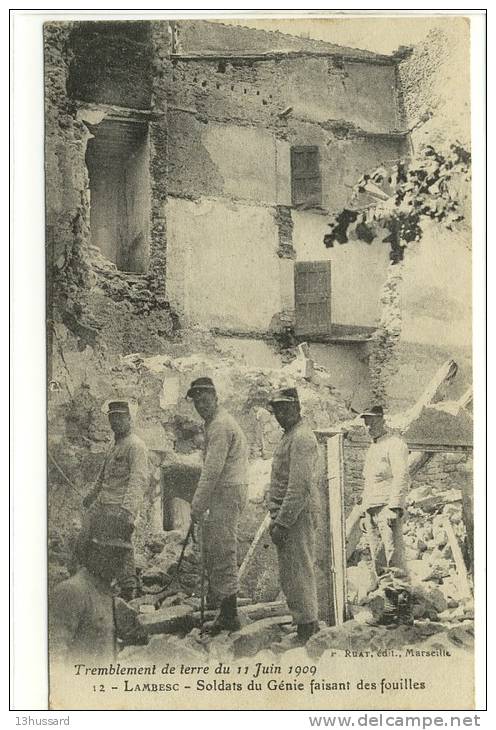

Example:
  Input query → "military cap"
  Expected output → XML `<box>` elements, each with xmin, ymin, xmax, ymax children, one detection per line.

<box><xmin>107</xmin><ymin>400</ymin><xmax>130</xmax><ymax>415</ymax></box>
<box><xmin>359</xmin><ymin>405</ymin><xmax>384</xmax><ymax>418</ymax></box>
<box><xmin>269</xmin><ymin>387</ymin><xmax>300</xmax><ymax>406</ymax></box>
<box><xmin>186</xmin><ymin>377</ymin><xmax>216</xmax><ymax>398</ymax></box>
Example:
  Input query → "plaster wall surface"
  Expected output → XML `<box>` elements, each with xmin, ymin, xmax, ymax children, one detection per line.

<box><xmin>210</xmin><ymin>336</ymin><xmax>371</xmax><ymax>408</ymax></box>
<box><xmin>167</xmin><ymin>113</ymin><xmax>278</xmax><ymax>203</ymax></box>
<box><xmin>277</xmin><ymin>58</ymin><xmax>399</xmax><ymax>132</ymax></box>
<box><xmin>167</xmin><ymin>110</ymin><xmax>406</xmax><ymax>212</ymax></box>
<box><xmin>401</xmin><ymin>229</ymin><xmax>472</xmax><ymax>351</ymax></box>
<box><xmin>166</xmin><ymin>196</ymin><xmax>281</xmax><ymax>331</ymax></box>
<box><xmin>124</xmin><ymin>133</ymin><xmax>151</xmax><ymax>272</ymax></box>
<box><xmin>309</xmin><ymin>342</ymin><xmax>372</xmax><ymax>407</ymax></box>
<box><xmin>292</xmin><ymin>211</ymin><xmax>390</xmax><ymax>327</ymax></box>
<box><xmin>88</xmin><ymin>160</ymin><xmax>122</xmax><ymax>264</ymax></box>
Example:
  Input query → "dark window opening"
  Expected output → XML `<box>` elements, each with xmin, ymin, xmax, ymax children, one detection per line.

<box><xmin>86</xmin><ymin>119</ymin><xmax>151</xmax><ymax>274</ymax></box>
<box><xmin>290</xmin><ymin>145</ymin><xmax>322</xmax><ymax>208</ymax></box>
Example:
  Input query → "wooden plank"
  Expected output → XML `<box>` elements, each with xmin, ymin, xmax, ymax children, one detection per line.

<box><xmin>345</xmin><ymin>441</ymin><xmax>472</xmax><ymax>453</ymax></box>
<box><xmin>326</xmin><ymin>434</ymin><xmax>347</xmax><ymax>626</ymax></box>
<box><xmin>238</xmin><ymin>513</ymin><xmax>271</xmax><ymax>584</ymax></box>
<box><xmin>345</xmin><ymin>503</ymin><xmax>364</xmax><ymax>560</ymax></box>
<box><xmin>440</xmin><ymin>514</ymin><xmax>472</xmax><ymax>599</ymax></box>
<box><xmin>137</xmin><ymin>605</ymin><xmax>194</xmax><ymax>635</ymax></box>
<box><xmin>191</xmin><ymin>600</ymin><xmax>288</xmax><ymax>626</ymax></box>
<box><xmin>390</xmin><ymin>359</ymin><xmax>459</xmax><ymax>432</ymax></box>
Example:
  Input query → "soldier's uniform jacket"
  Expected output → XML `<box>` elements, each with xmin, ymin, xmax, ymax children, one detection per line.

<box><xmin>97</xmin><ymin>433</ymin><xmax>149</xmax><ymax>519</ymax></box>
<box><xmin>268</xmin><ymin>420</ymin><xmax>318</xmax><ymax>528</ymax></box>
<box><xmin>50</xmin><ymin>568</ymin><xmax>116</xmax><ymax>663</ymax></box>
<box><xmin>192</xmin><ymin>407</ymin><xmax>248</xmax><ymax>514</ymax></box>
<box><xmin>50</xmin><ymin>568</ymin><xmax>143</xmax><ymax>664</ymax></box>
<box><xmin>362</xmin><ymin>433</ymin><xmax>410</xmax><ymax>511</ymax></box>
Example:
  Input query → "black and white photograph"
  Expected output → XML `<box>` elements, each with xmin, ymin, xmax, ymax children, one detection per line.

<box><xmin>10</xmin><ymin>9</ymin><xmax>486</xmax><ymax>714</ymax></box>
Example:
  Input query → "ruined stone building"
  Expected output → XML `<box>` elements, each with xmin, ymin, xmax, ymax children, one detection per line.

<box><xmin>45</xmin><ymin>18</ymin><xmax>471</xmax><ymax>409</ymax></box>
<box><xmin>45</xmin><ymin>19</ymin><xmax>473</xmax><ymax>621</ymax></box>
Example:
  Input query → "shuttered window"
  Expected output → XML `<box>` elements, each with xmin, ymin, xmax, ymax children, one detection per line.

<box><xmin>294</xmin><ymin>260</ymin><xmax>332</xmax><ymax>336</ymax></box>
<box><xmin>291</xmin><ymin>146</ymin><xmax>322</xmax><ymax>207</ymax></box>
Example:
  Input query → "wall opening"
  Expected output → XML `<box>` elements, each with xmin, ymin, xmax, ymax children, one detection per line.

<box><xmin>86</xmin><ymin>118</ymin><xmax>151</xmax><ymax>273</ymax></box>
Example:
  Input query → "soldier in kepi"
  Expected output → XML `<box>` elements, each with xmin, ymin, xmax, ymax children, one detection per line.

<box><xmin>359</xmin><ymin>405</ymin><xmax>410</xmax><ymax>578</ymax></box>
<box><xmin>79</xmin><ymin>400</ymin><xmax>149</xmax><ymax>601</ymax></box>
<box><xmin>50</xmin><ymin>509</ymin><xmax>147</xmax><ymax>668</ymax></box>
<box><xmin>268</xmin><ymin>387</ymin><xmax>320</xmax><ymax>645</ymax></box>
<box><xmin>187</xmin><ymin>377</ymin><xmax>248</xmax><ymax>635</ymax></box>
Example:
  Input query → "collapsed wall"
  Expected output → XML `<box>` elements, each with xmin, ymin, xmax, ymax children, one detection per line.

<box><xmin>45</xmin><ymin>22</ymin><xmax>474</xmax><ymax>650</ymax></box>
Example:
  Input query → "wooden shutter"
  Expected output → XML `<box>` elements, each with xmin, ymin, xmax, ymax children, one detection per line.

<box><xmin>291</xmin><ymin>146</ymin><xmax>322</xmax><ymax>207</ymax></box>
<box><xmin>294</xmin><ymin>260</ymin><xmax>332</xmax><ymax>336</ymax></box>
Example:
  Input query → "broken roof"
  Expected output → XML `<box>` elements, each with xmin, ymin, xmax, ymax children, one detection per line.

<box><xmin>403</xmin><ymin>405</ymin><xmax>473</xmax><ymax>449</ymax></box>
<box><xmin>174</xmin><ymin>20</ymin><xmax>401</xmax><ymax>63</ymax></box>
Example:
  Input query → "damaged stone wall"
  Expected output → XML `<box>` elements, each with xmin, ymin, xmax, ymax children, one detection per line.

<box><xmin>45</xmin><ymin>22</ymin><xmax>94</xmax><ymax>369</ymax></box>
<box><xmin>343</xmin><ymin>445</ymin><xmax>472</xmax><ymax>514</ymax></box>
<box><xmin>45</xmin><ymin>20</ymin><xmax>177</xmax><ymax>358</ymax></box>
<box><xmin>162</xmin><ymin>43</ymin><xmax>407</xmax><ymax>333</ymax></box>
<box><xmin>379</xmin><ymin>20</ymin><xmax>473</xmax><ymax>409</ymax></box>
<box><xmin>166</xmin><ymin>55</ymin><xmax>401</xmax><ymax>134</ymax></box>
<box><xmin>67</xmin><ymin>21</ymin><xmax>153</xmax><ymax>110</ymax></box>
<box><xmin>398</xmin><ymin>20</ymin><xmax>471</xmax><ymax>149</ymax></box>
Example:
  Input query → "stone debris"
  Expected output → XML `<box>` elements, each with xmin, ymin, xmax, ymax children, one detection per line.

<box><xmin>347</xmin><ymin>561</ymin><xmax>378</xmax><ymax>604</ymax></box>
<box><xmin>231</xmin><ymin>615</ymin><xmax>293</xmax><ymax>658</ymax></box>
<box><xmin>122</xmin><ymin>632</ymin><xmax>209</xmax><ymax>665</ymax></box>
<box><xmin>47</xmin><ymin>313</ymin><xmax>473</xmax><ymax>667</ymax></box>
<box><xmin>137</xmin><ymin>604</ymin><xmax>194</xmax><ymax>635</ymax></box>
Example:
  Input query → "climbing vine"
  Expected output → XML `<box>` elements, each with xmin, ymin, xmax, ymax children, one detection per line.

<box><xmin>323</xmin><ymin>142</ymin><xmax>471</xmax><ymax>405</ymax></box>
<box><xmin>324</xmin><ymin>142</ymin><xmax>471</xmax><ymax>263</ymax></box>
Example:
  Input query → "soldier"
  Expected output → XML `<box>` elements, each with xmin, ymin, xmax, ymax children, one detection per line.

<box><xmin>359</xmin><ymin>405</ymin><xmax>410</xmax><ymax>579</ymax></box>
<box><xmin>187</xmin><ymin>377</ymin><xmax>248</xmax><ymax>634</ymax></box>
<box><xmin>79</xmin><ymin>400</ymin><xmax>149</xmax><ymax>600</ymax></box>
<box><xmin>50</xmin><ymin>510</ymin><xmax>147</xmax><ymax>667</ymax></box>
<box><xmin>268</xmin><ymin>387</ymin><xmax>320</xmax><ymax>644</ymax></box>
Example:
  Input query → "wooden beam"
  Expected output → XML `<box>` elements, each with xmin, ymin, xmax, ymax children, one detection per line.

<box><xmin>390</xmin><ymin>359</ymin><xmax>458</xmax><ymax>432</ymax></box>
<box><xmin>326</xmin><ymin>434</ymin><xmax>347</xmax><ymax>625</ymax></box>
<box><xmin>238</xmin><ymin>513</ymin><xmax>271</xmax><ymax>584</ymax></box>
<box><xmin>440</xmin><ymin>514</ymin><xmax>472</xmax><ymax>599</ymax></box>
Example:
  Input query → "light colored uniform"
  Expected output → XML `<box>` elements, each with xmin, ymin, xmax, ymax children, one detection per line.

<box><xmin>268</xmin><ymin>420</ymin><xmax>319</xmax><ymax>625</ymax></box>
<box><xmin>361</xmin><ymin>433</ymin><xmax>410</xmax><ymax>576</ymax></box>
<box><xmin>81</xmin><ymin>433</ymin><xmax>149</xmax><ymax>584</ymax></box>
<box><xmin>192</xmin><ymin>407</ymin><xmax>248</xmax><ymax>600</ymax></box>
<box><xmin>97</xmin><ymin>432</ymin><xmax>149</xmax><ymax>518</ymax></box>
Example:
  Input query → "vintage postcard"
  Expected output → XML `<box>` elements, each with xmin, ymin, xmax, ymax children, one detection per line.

<box><xmin>44</xmin><ymin>13</ymin><xmax>478</xmax><ymax>711</ymax></box>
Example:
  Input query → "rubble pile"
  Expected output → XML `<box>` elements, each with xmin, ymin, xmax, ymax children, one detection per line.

<box><xmin>87</xmin><ymin>246</ymin><xmax>175</xmax><ymax>319</ymax></box>
<box><xmin>48</xmin><ymin>332</ymin><xmax>351</xmax><ymax>603</ymax></box>
<box><xmin>118</xmin><ymin>597</ymin><xmax>473</xmax><ymax>669</ymax></box>
<box><xmin>47</xmin><ymin>317</ymin><xmax>474</xmax><ymax>664</ymax></box>
<box><xmin>346</xmin><ymin>482</ymin><xmax>473</xmax><ymax>630</ymax></box>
